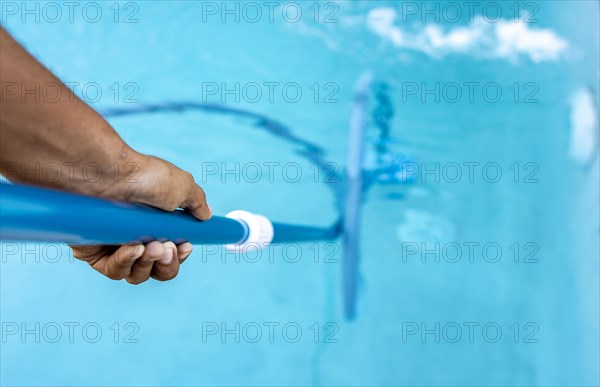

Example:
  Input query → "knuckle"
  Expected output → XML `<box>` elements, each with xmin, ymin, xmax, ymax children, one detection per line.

<box><xmin>178</xmin><ymin>172</ymin><xmax>194</xmax><ymax>192</ymax></box>
<box><xmin>159</xmin><ymin>196</ymin><xmax>179</xmax><ymax>211</ymax></box>
<box><xmin>165</xmin><ymin>202</ymin><xmax>179</xmax><ymax>212</ymax></box>
<box><xmin>154</xmin><ymin>268</ymin><xmax>179</xmax><ymax>282</ymax></box>
<box><xmin>196</xmin><ymin>186</ymin><xmax>207</xmax><ymax>202</ymax></box>
<box><xmin>105</xmin><ymin>271</ymin><xmax>124</xmax><ymax>281</ymax></box>
<box><xmin>71</xmin><ymin>250</ymin><xmax>83</xmax><ymax>259</ymax></box>
<box><xmin>71</xmin><ymin>246</ymin><xmax>98</xmax><ymax>261</ymax></box>
<box><xmin>114</xmin><ymin>250</ymin><xmax>135</xmax><ymax>265</ymax></box>
<box><xmin>125</xmin><ymin>276</ymin><xmax>146</xmax><ymax>285</ymax></box>
<box><xmin>183</xmin><ymin>171</ymin><xmax>194</xmax><ymax>184</ymax></box>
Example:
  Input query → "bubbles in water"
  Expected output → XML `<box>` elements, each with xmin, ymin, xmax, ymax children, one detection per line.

<box><xmin>396</xmin><ymin>209</ymin><xmax>455</xmax><ymax>245</ymax></box>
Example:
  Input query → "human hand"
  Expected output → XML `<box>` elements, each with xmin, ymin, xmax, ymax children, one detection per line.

<box><xmin>1</xmin><ymin>27</ymin><xmax>211</xmax><ymax>284</ymax></box>
<box><xmin>70</xmin><ymin>154</ymin><xmax>211</xmax><ymax>284</ymax></box>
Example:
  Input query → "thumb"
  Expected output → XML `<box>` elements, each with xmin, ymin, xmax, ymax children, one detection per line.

<box><xmin>180</xmin><ymin>182</ymin><xmax>212</xmax><ymax>221</ymax></box>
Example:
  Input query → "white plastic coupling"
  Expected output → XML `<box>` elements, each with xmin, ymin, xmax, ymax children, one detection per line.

<box><xmin>225</xmin><ymin>210</ymin><xmax>274</xmax><ymax>252</ymax></box>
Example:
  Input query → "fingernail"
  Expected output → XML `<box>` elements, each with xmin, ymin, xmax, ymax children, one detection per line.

<box><xmin>179</xmin><ymin>242</ymin><xmax>193</xmax><ymax>254</ymax></box>
<box><xmin>208</xmin><ymin>205</ymin><xmax>213</xmax><ymax>216</ymax></box>
<box><xmin>159</xmin><ymin>248</ymin><xmax>173</xmax><ymax>264</ymax></box>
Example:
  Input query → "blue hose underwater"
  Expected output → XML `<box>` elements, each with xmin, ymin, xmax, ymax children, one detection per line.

<box><xmin>99</xmin><ymin>101</ymin><xmax>347</xmax><ymax>214</ymax></box>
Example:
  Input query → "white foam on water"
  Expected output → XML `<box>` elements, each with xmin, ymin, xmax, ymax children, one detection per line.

<box><xmin>365</xmin><ymin>7</ymin><xmax>569</xmax><ymax>63</ymax></box>
<box><xmin>568</xmin><ymin>88</ymin><xmax>599</xmax><ymax>166</ymax></box>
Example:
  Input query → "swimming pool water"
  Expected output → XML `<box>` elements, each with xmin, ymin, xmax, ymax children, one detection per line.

<box><xmin>1</xmin><ymin>1</ymin><xmax>599</xmax><ymax>386</ymax></box>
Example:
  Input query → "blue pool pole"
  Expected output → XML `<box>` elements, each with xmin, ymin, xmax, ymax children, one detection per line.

<box><xmin>0</xmin><ymin>182</ymin><xmax>337</xmax><ymax>247</ymax></box>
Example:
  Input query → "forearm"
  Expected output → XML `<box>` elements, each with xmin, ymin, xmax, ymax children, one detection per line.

<box><xmin>0</xmin><ymin>27</ymin><xmax>138</xmax><ymax>195</ymax></box>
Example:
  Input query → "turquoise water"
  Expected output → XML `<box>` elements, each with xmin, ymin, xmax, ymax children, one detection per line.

<box><xmin>1</xmin><ymin>1</ymin><xmax>599</xmax><ymax>386</ymax></box>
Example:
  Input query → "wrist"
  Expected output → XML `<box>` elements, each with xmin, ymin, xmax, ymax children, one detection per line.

<box><xmin>1</xmin><ymin>135</ymin><xmax>145</xmax><ymax>201</ymax></box>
